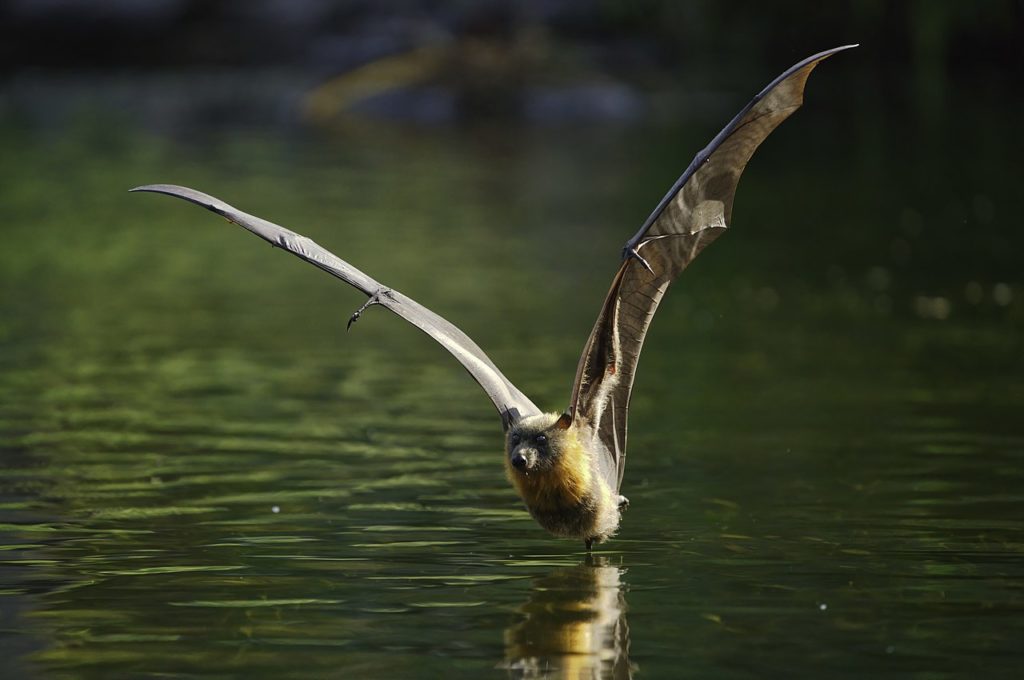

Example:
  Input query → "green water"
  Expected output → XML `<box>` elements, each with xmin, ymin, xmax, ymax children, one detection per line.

<box><xmin>1</xmin><ymin>77</ymin><xmax>1022</xmax><ymax>678</ymax></box>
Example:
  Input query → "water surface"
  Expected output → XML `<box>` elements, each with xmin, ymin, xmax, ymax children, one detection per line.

<box><xmin>1</xmin><ymin>74</ymin><xmax>1022</xmax><ymax>678</ymax></box>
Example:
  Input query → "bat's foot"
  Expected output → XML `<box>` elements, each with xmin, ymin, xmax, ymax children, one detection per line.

<box><xmin>347</xmin><ymin>287</ymin><xmax>392</xmax><ymax>330</ymax></box>
<box><xmin>584</xmin><ymin>537</ymin><xmax>594</xmax><ymax>552</ymax></box>
<box><xmin>617</xmin><ymin>495</ymin><xmax>630</xmax><ymax>511</ymax></box>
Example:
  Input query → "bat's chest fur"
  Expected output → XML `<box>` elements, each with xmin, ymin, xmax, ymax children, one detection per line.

<box><xmin>527</xmin><ymin>490</ymin><xmax>611</xmax><ymax>541</ymax></box>
<box><xmin>508</xmin><ymin>438</ymin><xmax>619</xmax><ymax>542</ymax></box>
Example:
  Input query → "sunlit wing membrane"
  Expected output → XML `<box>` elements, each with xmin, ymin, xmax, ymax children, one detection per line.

<box><xmin>569</xmin><ymin>45</ymin><xmax>857</xmax><ymax>488</ymax></box>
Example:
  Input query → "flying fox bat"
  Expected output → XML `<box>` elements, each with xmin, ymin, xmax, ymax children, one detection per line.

<box><xmin>133</xmin><ymin>45</ymin><xmax>854</xmax><ymax>550</ymax></box>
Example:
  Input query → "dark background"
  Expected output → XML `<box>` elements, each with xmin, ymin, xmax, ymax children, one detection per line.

<box><xmin>3</xmin><ymin>1</ymin><xmax>1021</xmax><ymax>118</ymax></box>
<box><xmin>2</xmin><ymin>1</ymin><xmax>1021</xmax><ymax>75</ymax></box>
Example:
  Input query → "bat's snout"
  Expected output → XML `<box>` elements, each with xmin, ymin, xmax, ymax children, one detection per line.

<box><xmin>509</xmin><ymin>446</ymin><xmax>538</xmax><ymax>472</ymax></box>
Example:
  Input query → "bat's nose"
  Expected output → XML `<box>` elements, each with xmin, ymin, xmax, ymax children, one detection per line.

<box><xmin>510</xmin><ymin>452</ymin><xmax>528</xmax><ymax>470</ymax></box>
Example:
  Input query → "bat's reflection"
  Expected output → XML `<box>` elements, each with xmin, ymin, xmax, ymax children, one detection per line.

<box><xmin>503</xmin><ymin>557</ymin><xmax>632</xmax><ymax>679</ymax></box>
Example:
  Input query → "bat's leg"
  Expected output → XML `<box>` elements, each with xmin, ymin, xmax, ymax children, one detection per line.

<box><xmin>347</xmin><ymin>287</ymin><xmax>392</xmax><ymax>330</ymax></box>
<box><xmin>585</xmin><ymin>538</ymin><xmax>594</xmax><ymax>552</ymax></box>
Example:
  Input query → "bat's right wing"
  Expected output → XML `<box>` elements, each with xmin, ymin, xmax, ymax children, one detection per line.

<box><xmin>567</xmin><ymin>45</ymin><xmax>856</xmax><ymax>490</ymax></box>
<box><xmin>132</xmin><ymin>184</ymin><xmax>542</xmax><ymax>429</ymax></box>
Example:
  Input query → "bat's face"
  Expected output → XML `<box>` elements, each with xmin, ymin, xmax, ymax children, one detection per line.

<box><xmin>505</xmin><ymin>413</ymin><xmax>571</xmax><ymax>476</ymax></box>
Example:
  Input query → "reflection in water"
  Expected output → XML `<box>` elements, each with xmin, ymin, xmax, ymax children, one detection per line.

<box><xmin>503</xmin><ymin>557</ymin><xmax>632</xmax><ymax>679</ymax></box>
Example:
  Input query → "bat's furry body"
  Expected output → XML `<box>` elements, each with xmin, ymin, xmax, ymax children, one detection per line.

<box><xmin>133</xmin><ymin>46</ymin><xmax>854</xmax><ymax>549</ymax></box>
<box><xmin>504</xmin><ymin>413</ymin><xmax>621</xmax><ymax>546</ymax></box>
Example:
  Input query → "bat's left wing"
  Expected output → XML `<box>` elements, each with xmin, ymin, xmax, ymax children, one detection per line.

<box><xmin>567</xmin><ymin>45</ymin><xmax>856</xmax><ymax>490</ymax></box>
<box><xmin>132</xmin><ymin>184</ymin><xmax>542</xmax><ymax>429</ymax></box>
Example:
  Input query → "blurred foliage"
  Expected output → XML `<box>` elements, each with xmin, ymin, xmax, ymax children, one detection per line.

<box><xmin>1</xmin><ymin>0</ymin><xmax>1021</xmax><ymax>83</ymax></box>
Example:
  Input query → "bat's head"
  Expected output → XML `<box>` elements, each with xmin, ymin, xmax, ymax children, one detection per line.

<box><xmin>505</xmin><ymin>411</ymin><xmax>574</xmax><ymax>476</ymax></box>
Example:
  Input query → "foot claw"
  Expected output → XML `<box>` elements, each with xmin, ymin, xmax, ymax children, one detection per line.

<box><xmin>347</xmin><ymin>288</ymin><xmax>391</xmax><ymax>331</ymax></box>
<box><xmin>347</xmin><ymin>302</ymin><xmax>370</xmax><ymax>331</ymax></box>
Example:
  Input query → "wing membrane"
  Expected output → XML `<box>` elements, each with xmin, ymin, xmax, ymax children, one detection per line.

<box><xmin>569</xmin><ymin>46</ymin><xmax>856</xmax><ymax>488</ymax></box>
<box><xmin>132</xmin><ymin>184</ymin><xmax>541</xmax><ymax>428</ymax></box>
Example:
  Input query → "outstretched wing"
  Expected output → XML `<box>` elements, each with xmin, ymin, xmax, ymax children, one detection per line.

<box><xmin>568</xmin><ymin>45</ymin><xmax>856</xmax><ymax>489</ymax></box>
<box><xmin>132</xmin><ymin>184</ymin><xmax>542</xmax><ymax>429</ymax></box>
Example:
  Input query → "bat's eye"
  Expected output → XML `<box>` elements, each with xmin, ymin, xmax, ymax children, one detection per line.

<box><xmin>510</xmin><ymin>434</ymin><xmax>521</xmax><ymax>446</ymax></box>
<box><xmin>535</xmin><ymin>434</ymin><xmax>547</xmax><ymax>445</ymax></box>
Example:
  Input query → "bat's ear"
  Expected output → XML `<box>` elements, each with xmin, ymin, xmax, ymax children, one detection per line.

<box><xmin>554</xmin><ymin>411</ymin><xmax>572</xmax><ymax>430</ymax></box>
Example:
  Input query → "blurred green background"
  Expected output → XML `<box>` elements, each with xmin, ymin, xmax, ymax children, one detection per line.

<box><xmin>1</xmin><ymin>2</ymin><xmax>1022</xmax><ymax>678</ymax></box>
